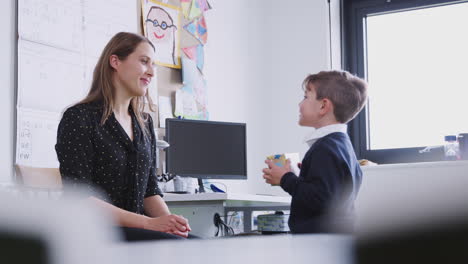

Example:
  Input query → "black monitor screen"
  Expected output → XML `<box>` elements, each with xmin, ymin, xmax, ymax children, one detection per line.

<box><xmin>165</xmin><ymin>118</ymin><xmax>247</xmax><ymax>179</ymax></box>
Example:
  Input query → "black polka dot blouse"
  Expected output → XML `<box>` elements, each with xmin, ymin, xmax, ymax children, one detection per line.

<box><xmin>55</xmin><ymin>101</ymin><xmax>162</xmax><ymax>214</ymax></box>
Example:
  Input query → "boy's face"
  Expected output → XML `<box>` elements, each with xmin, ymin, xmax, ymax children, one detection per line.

<box><xmin>299</xmin><ymin>83</ymin><xmax>323</xmax><ymax>128</ymax></box>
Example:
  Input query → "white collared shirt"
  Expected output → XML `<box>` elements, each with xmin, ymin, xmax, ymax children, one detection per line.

<box><xmin>304</xmin><ymin>124</ymin><xmax>348</xmax><ymax>147</ymax></box>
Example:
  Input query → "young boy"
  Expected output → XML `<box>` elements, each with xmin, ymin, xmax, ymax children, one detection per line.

<box><xmin>263</xmin><ymin>70</ymin><xmax>368</xmax><ymax>233</ymax></box>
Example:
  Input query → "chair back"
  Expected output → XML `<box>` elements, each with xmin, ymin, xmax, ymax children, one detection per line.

<box><xmin>15</xmin><ymin>165</ymin><xmax>62</xmax><ymax>190</ymax></box>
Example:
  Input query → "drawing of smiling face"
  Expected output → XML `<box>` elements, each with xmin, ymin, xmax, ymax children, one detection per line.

<box><xmin>146</xmin><ymin>6</ymin><xmax>177</xmax><ymax>65</ymax></box>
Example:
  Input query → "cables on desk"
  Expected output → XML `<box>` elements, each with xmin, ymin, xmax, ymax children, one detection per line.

<box><xmin>213</xmin><ymin>213</ymin><xmax>234</xmax><ymax>237</ymax></box>
<box><xmin>156</xmin><ymin>173</ymin><xmax>176</xmax><ymax>182</ymax></box>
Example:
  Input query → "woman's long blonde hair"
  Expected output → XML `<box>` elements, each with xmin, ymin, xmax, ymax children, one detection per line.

<box><xmin>79</xmin><ymin>32</ymin><xmax>156</xmax><ymax>135</ymax></box>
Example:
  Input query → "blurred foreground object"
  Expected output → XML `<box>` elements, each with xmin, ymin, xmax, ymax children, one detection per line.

<box><xmin>0</xmin><ymin>190</ymin><xmax>119</xmax><ymax>264</ymax></box>
<box><xmin>355</xmin><ymin>166</ymin><xmax>468</xmax><ymax>263</ymax></box>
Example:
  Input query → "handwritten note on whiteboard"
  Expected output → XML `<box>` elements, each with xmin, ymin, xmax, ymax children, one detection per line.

<box><xmin>18</xmin><ymin>0</ymin><xmax>83</xmax><ymax>52</ymax></box>
<box><xmin>83</xmin><ymin>0</ymin><xmax>138</xmax><ymax>58</ymax></box>
<box><xmin>16</xmin><ymin>108</ymin><xmax>61</xmax><ymax>168</ymax></box>
<box><xmin>18</xmin><ymin>40</ymin><xmax>86</xmax><ymax>113</ymax></box>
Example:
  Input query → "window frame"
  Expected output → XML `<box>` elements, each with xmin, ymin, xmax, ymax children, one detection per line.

<box><xmin>343</xmin><ymin>0</ymin><xmax>467</xmax><ymax>164</ymax></box>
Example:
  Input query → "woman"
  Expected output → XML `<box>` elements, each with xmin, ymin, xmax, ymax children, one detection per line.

<box><xmin>55</xmin><ymin>32</ymin><xmax>191</xmax><ymax>240</ymax></box>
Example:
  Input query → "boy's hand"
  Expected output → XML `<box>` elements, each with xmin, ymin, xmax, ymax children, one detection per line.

<box><xmin>262</xmin><ymin>159</ymin><xmax>292</xmax><ymax>186</ymax></box>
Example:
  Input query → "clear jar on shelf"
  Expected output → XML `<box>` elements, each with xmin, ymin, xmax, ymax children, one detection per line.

<box><xmin>444</xmin><ymin>135</ymin><xmax>459</xmax><ymax>161</ymax></box>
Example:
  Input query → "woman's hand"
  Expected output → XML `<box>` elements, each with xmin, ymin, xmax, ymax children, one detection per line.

<box><xmin>144</xmin><ymin>214</ymin><xmax>192</xmax><ymax>238</ymax></box>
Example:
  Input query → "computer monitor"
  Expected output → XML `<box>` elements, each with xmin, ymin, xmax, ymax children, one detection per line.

<box><xmin>165</xmin><ymin>118</ymin><xmax>247</xmax><ymax>192</ymax></box>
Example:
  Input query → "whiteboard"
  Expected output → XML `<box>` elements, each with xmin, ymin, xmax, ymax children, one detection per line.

<box><xmin>16</xmin><ymin>0</ymin><xmax>139</xmax><ymax>168</ymax></box>
<box><xmin>18</xmin><ymin>0</ymin><xmax>83</xmax><ymax>52</ymax></box>
<box><xmin>16</xmin><ymin>108</ymin><xmax>61</xmax><ymax>168</ymax></box>
<box><xmin>18</xmin><ymin>40</ymin><xmax>86</xmax><ymax>113</ymax></box>
<box><xmin>83</xmin><ymin>0</ymin><xmax>139</xmax><ymax>58</ymax></box>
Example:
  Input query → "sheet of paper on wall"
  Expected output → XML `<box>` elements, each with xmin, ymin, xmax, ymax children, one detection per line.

<box><xmin>181</xmin><ymin>56</ymin><xmax>207</xmax><ymax>104</ymax></box>
<box><xmin>83</xmin><ymin>0</ymin><xmax>139</xmax><ymax>58</ymax></box>
<box><xmin>18</xmin><ymin>0</ymin><xmax>83</xmax><ymax>53</ymax></box>
<box><xmin>182</xmin><ymin>56</ymin><xmax>201</xmax><ymax>85</ymax></box>
<box><xmin>142</xmin><ymin>0</ymin><xmax>182</xmax><ymax>69</ymax></box>
<box><xmin>200</xmin><ymin>0</ymin><xmax>212</xmax><ymax>11</ymax></box>
<box><xmin>193</xmin><ymin>79</ymin><xmax>208</xmax><ymax>117</ymax></box>
<box><xmin>188</xmin><ymin>0</ymin><xmax>211</xmax><ymax>19</ymax></box>
<box><xmin>188</xmin><ymin>0</ymin><xmax>202</xmax><ymax>19</ymax></box>
<box><xmin>16</xmin><ymin>107</ymin><xmax>61</xmax><ymax>168</ymax></box>
<box><xmin>174</xmin><ymin>88</ymin><xmax>200</xmax><ymax>119</ymax></box>
<box><xmin>18</xmin><ymin>40</ymin><xmax>86</xmax><ymax>113</ymax></box>
<box><xmin>158</xmin><ymin>96</ymin><xmax>174</xmax><ymax>128</ymax></box>
<box><xmin>180</xmin><ymin>57</ymin><xmax>209</xmax><ymax>119</ymax></box>
<box><xmin>184</xmin><ymin>15</ymin><xmax>208</xmax><ymax>45</ymax></box>
<box><xmin>196</xmin><ymin>45</ymin><xmax>204</xmax><ymax>72</ymax></box>
<box><xmin>182</xmin><ymin>44</ymin><xmax>204</xmax><ymax>73</ymax></box>
<box><xmin>175</xmin><ymin>84</ymin><xmax>208</xmax><ymax>120</ymax></box>
<box><xmin>181</xmin><ymin>0</ymin><xmax>191</xmax><ymax>18</ymax></box>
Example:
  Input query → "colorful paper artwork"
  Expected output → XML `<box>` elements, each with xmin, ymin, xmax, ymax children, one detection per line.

<box><xmin>142</xmin><ymin>0</ymin><xmax>181</xmax><ymax>68</ymax></box>
<box><xmin>182</xmin><ymin>44</ymin><xmax>204</xmax><ymax>73</ymax></box>
<box><xmin>175</xmin><ymin>0</ymin><xmax>211</xmax><ymax>120</ymax></box>
<box><xmin>175</xmin><ymin>57</ymin><xmax>208</xmax><ymax>120</ymax></box>
<box><xmin>188</xmin><ymin>0</ymin><xmax>202</xmax><ymax>19</ymax></box>
<box><xmin>183</xmin><ymin>15</ymin><xmax>207</xmax><ymax>45</ymax></box>
<box><xmin>180</xmin><ymin>0</ymin><xmax>191</xmax><ymax>18</ymax></box>
<box><xmin>197</xmin><ymin>0</ymin><xmax>211</xmax><ymax>13</ymax></box>
<box><xmin>174</xmin><ymin>84</ymin><xmax>208</xmax><ymax>120</ymax></box>
<box><xmin>180</xmin><ymin>0</ymin><xmax>211</xmax><ymax>19</ymax></box>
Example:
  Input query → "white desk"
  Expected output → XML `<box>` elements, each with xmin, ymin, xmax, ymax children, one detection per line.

<box><xmin>115</xmin><ymin>234</ymin><xmax>353</xmax><ymax>264</ymax></box>
<box><xmin>163</xmin><ymin>193</ymin><xmax>291</xmax><ymax>238</ymax></box>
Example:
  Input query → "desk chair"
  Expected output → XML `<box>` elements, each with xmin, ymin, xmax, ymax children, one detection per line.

<box><xmin>14</xmin><ymin>165</ymin><xmax>62</xmax><ymax>198</ymax></box>
<box><xmin>14</xmin><ymin>165</ymin><xmax>62</xmax><ymax>189</ymax></box>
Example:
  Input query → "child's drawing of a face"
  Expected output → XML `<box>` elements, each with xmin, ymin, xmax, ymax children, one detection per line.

<box><xmin>146</xmin><ymin>7</ymin><xmax>177</xmax><ymax>64</ymax></box>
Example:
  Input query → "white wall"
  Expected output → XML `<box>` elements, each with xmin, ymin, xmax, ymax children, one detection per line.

<box><xmin>0</xmin><ymin>0</ymin><xmax>15</xmax><ymax>183</ymax></box>
<box><xmin>265</xmin><ymin>1</ymin><xmax>331</xmax><ymax>195</ymax></box>
<box><xmin>205</xmin><ymin>0</ymin><xmax>271</xmax><ymax>194</ymax></box>
<box><xmin>205</xmin><ymin>0</ymin><xmax>331</xmax><ymax>195</ymax></box>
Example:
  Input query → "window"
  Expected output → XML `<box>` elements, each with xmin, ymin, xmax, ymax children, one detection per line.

<box><xmin>344</xmin><ymin>0</ymin><xmax>468</xmax><ymax>163</ymax></box>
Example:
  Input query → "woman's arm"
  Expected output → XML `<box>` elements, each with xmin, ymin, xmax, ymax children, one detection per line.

<box><xmin>143</xmin><ymin>195</ymin><xmax>170</xmax><ymax>217</ymax></box>
<box><xmin>90</xmin><ymin>196</ymin><xmax>190</xmax><ymax>237</ymax></box>
<box><xmin>89</xmin><ymin>196</ymin><xmax>149</xmax><ymax>229</ymax></box>
<box><xmin>143</xmin><ymin>195</ymin><xmax>192</xmax><ymax>237</ymax></box>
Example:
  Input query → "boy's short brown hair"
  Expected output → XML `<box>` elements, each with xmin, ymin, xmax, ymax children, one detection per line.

<box><xmin>303</xmin><ymin>70</ymin><xmax>368</xmax><ymax>123</ymax></box>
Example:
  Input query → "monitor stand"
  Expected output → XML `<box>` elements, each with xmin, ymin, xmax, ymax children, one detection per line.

<box><xmin>197</xmin><ymin>178</ymin><xmax>206</xmax><ymax>193</ymax></box>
